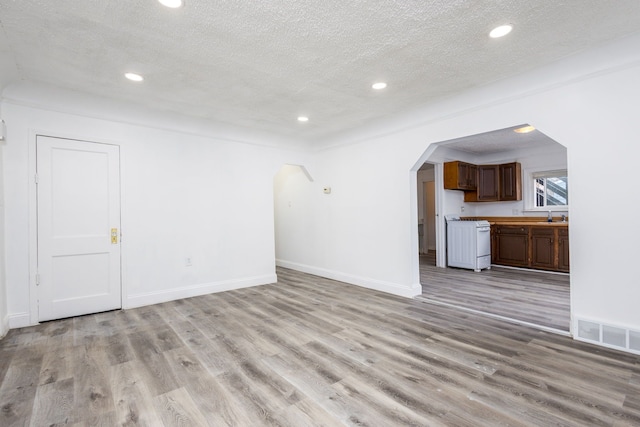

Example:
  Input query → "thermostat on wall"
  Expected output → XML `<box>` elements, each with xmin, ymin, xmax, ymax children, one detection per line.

<box><xmin>323</xmin><ymin>187</ymin><xmax>331</xmax><ymax>194</ymax></box>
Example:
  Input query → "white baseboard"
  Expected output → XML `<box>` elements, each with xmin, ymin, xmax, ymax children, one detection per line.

<box><xmin>276</xmin><ymin>259</ymin><xmax>422</xmax><ymax>298</ymax></box>
<box><xmin>125</xmin><ymin>273</ymin><xmax>277</xmax><ymax>309</ymax></box>
<box><xmin>8</xmin><ymin>312</ymin><xmax>31</xmax><ymax>329</ymax></box>
<box><xmin>0</xmin><ymin>314</ymin><xmax>9</xmax><ymax>338</ymax></box>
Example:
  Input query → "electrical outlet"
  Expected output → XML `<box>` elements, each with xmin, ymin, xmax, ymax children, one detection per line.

<box><xmin>185</xmin><ymin>257</ymin><xmax>192</xmax><ymax>267</ymax></box>
<box><xmin>460</xmin><ymin>206</ymin><xmax>465</xmax><ymax>213</ymax></box>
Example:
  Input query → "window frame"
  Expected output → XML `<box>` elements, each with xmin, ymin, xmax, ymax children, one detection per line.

<box><xmin>524</xmin><ymin>168</ymin><xmax>569</xmax><ymax>212</ymax></box>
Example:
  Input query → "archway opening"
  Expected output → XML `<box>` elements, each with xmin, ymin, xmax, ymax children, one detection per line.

<box><xmin>273</xmin><ymin>164</ymin><xmax>314</xmax><ymax>271</ymax></box>
<box><xmin>412</xmin><ymin>124</ymin><xmax>570</xmax><ymax>333</ymax></box>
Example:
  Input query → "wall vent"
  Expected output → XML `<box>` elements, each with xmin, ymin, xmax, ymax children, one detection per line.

<box><xmin>577</xmin><ymin>319</ymin><xmax>640</xmax><ymax>355</ymax></box>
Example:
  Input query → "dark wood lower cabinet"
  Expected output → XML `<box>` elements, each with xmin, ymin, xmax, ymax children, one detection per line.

<box><xmin>492</xmin><ymin>225</ymin><xmax>529</xmax><ymax>267</ymax></box>
<box><xmin>492</xmin><ymin>224</ymin><xmax>569</xmax><ymax>272</ymax></box>
<box><xmin>530</xmin><ymin>227</ymin><xmax>555</xmax><ymax>270</ymax></box>
<box><xmin>558</xmin><ymin>228</ymin><xmax>570</xmax><ymax>272</ymax></box>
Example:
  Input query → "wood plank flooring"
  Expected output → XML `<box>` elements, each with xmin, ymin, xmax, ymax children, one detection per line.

<box><xmin>1</xmin><ymin>267</ymin><xmax>637</xmax><ymax>426</ymax></box>
<box><xmin>420</xmin><ymin>252</ymin><xmax>570</xmax><ymax>331</ymax></box>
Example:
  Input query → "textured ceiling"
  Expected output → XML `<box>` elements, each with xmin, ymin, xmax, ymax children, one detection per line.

<box><xmin>438</xmin><ymin>124</ymin><xmax>562</xmax><ymax>156</ymax></box>
<box><xmin>1</xmin><ymin>1</ymin><xmax>640</xmax><ymax>144</ymax></box>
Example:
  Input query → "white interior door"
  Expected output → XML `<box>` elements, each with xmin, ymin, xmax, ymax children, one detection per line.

<box><xmin>36</xmin><ymin>136</ymin><xmax>121</xmax><ymax>322</ymax></box>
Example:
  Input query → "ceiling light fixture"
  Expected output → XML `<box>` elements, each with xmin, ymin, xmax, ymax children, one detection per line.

<box><xmin>124</xmin><ymin>72</ymin><xmax>144</xmax><ymax>82</ymax></box>
<box><xmin>372</xmin><ymin>82</ymin><xmax>387</xmax><ymax>90</ymax></box>
<box><xmin>514</xmin><ymin>125</ymin><xmax>535</xmax><ymax>134</ymax></box>
<box><xmin>297</xmin><ymin>116</ymin><xmax>309</xmax><ymax>122</ymax></box>
<box><xmin>158</xmin><ymin>0</ymin><xmax>184</xmax><ymax>8</ymax></box>
<box><xmin>489</xmin><ymin>24</ymin><xmax>513</xmax><ymax>38</ymax></box>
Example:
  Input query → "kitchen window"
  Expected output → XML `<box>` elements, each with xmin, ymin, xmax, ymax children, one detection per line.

<box><xmin>533</xmin><ymin>170</ymin><xmax>568</xmax><ymax>208</ymax></box>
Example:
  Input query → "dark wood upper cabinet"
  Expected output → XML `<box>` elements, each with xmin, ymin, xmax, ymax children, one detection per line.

<box><xmin>444</xmin><ymin>161</ymin><xmax>477</xmax><ymax>190</ymax></box>
<box><xmin>477</xmin><ymin>165</ymin><xmax>500</xmax><ymax>201</ymax></box>
<box><xmin>445</xmin><ymin>160</ymin><xmax>522</xmax><ymax>202</ymax></box>
<box><xmin>499</xmin><ymin>162</ymin><xmax>522</xmax><ymax>201</ymax></box>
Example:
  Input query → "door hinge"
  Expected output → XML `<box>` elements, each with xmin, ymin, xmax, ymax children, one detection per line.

<box><xmin>34</xmin><ymin>173</ymin><xmax>39</xmax><ymax>184</ymax></box>
<box><xmin>35</xmin><ymin>273</ymin><xmax>40</xmax><ymax>286</ymax></box>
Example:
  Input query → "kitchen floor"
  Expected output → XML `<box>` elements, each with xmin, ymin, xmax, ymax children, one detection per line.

<box><xmin>419</xmin><ymin>251</ymin><xmax>570</xmax><ymax>332</ymax></box>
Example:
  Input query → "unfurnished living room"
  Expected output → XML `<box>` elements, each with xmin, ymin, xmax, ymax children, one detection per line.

<box><xmin>1</xmin><ymin>1</ymin><xmax>640</xmax><ymax>426</ymax></box>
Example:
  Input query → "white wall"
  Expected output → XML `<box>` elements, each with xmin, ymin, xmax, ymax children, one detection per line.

<box><xmin>276</xmin><ymin>33</ymin><xmax>640</xmax><ymax>333</ymax></box>
<box><xmin>277</xmin><ymin>134</ymin><xmax>423</xmax><ymax>297</ymax></box>
<box><xmin>0</xmin><ymin>136</ymin><xmax>8</xmax><ymax>337</ymax></box>
<box><xmin>2</xmin><ymin>86</ymin><xmax>309</xmax><ymax>327</ymax></box>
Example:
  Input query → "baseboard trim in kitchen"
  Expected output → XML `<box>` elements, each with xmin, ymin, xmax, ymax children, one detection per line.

<box><xmin>491</xmin><ymin>264</ymin><xmax>570</xmax><ymax>276</ymax></box>
<box><xmin>416</xmin><ymin>295</ymin><xmax>571</xmax><ymax>337</ymax></box>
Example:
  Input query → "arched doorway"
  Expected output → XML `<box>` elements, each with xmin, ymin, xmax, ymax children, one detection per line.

<box><xmin>273</xmin><ymin>164</ymin><xmax>314</xmax><ymax>271</ymax></box>
<box><xmin>412</xmin><ymin>125</ymin><xmax>571</xmax><ymax>334</ymax></box>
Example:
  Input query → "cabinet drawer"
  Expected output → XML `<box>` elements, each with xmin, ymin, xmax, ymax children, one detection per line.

<box><xmin>495</xmin><ymin>226</ymin><xmax>528</xmax><ymax>235</ymax></box>
<box><xmin>531</xmin><ymin>226</ymin><xmax>554</xmax><ymax>236</ymax></box>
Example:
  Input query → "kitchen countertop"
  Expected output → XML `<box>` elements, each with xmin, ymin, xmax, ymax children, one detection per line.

<box><xmin>461</xmin><ymin>216</ymin><xmax>569</xmax><ymax>226</ymax></box>
<box><xmin>489</xmin><ymin>221</ymin><xmax>568</xmax><ymax>227</ymax></box>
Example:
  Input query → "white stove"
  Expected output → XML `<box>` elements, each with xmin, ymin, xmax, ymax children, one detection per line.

<box><xmin>445</xmin><ymin>216</ymin><xmax>491</xmax><ymax>272</ymax></box>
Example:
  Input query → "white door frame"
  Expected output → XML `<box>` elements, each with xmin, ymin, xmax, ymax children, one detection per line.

<box><xmin>28</xmin><ymin>130</ymin><xmax>124</xmax><ymax>325</ymax></box>
<box><xmin>433</xmin><ymin>163</ymin><xmax>446</xmax><ymax>268</ymax></box>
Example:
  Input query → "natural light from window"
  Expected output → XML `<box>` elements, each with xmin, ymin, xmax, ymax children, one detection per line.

<box><xmin>534</xmin><ymin>171</ymin><xmax>568</xmax><ymax>208</ymax></box>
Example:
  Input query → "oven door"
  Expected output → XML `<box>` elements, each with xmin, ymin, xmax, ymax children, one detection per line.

<box><xmin>477</xmin><ymin>226</ymin><xmax>491</xmax><ymax>257</ymax></box>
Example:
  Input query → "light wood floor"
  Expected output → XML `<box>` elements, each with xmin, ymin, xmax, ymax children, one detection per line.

<box><xmin>420</xmin><ymin>252</ymin><xmax>570</xmax><ymax>332</ymax></box>
<box><xmin>2</xmin><ymin>267</ymin><xmax>638</xmax><ymax>426</ymax></box>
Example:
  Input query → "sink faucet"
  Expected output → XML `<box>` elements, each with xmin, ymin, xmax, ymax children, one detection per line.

<box><xmin>547</xmin><ymin>210</ymin><xmax>552</xmax><ymax>222</ymax></box>
<box><xmin>561</xmin><ymin>214</ymin><xmax>566</xmax><ymax>222</ymax></box>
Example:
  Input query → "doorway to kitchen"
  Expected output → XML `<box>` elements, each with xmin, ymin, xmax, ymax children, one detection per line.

<box><xmin>413</xmin><ymin>125</ymin><xmax>570</xmax><ymax>334</ymax></box>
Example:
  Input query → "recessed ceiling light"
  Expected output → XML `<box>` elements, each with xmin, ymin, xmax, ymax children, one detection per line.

<box><xmin>489</xmin><ymin>24</ymin><xmax>513</xmax><ymax>38</ymax></box>
<box><xmin>297</xmin><ymin>116</ymin><xmax>309</xmax><ymax>122</ymax></box>
<box><xmin>124</xmin><ymin>72</ymin><xmax>144</xmax><ymax>82</ymax></box>
<box><xmin>514</xmin><ymin>125</ymin><xmax>535</xmax><ymax>134</ymax></box>
<box><xmin>372</xmin><ymin>82</ymin><xmax>387</xmax><ymax>90</ymax></box>
<box><xmin>159</xmin><ymin>0</ymin><xmax>184</xmax><ymax>8</ymax></box>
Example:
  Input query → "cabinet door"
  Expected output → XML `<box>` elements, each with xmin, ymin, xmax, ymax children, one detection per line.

<box><xmin>500</xmin><ymin>162</ymin><xmax>522</xmax><ymax>201</ymax></box>
<box><xmin>444</xmin><ymin>161</ymin><xmax>477</xmax><ymax>190</ymax></box>
<box><xmin>494</xmin><ymin>226</ymin><xmax>529</xmax><ymax>267</ymax></box>
<box><xmin>530</xmin><ymin>227</ymin><xmax>555</xmax><ymax>270</ymax></box>
<box><xmin>558</xmin><ymin>228</ymin><xmax>570</xmax><ymax>272</ymax></box>
<box><xmin>466</xmin><ymin>163</ymin><xmax>477</xmax><ymax>189</ymax></box>
<box><xmin>477</xmin><ymin>165</ymin><xmax>499</xmax><ymax>201</ymax></box>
